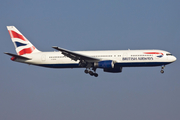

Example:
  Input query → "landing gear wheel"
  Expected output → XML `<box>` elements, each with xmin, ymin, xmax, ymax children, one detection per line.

<box><xmin>84</xmin><ymin>67</ymin><xmax>98</xmax><ymax>77</ymax></box>
<box><xmin>89</xmin><ymin>71</ymin><xmax>94</xmax><ymax>76</ymax></box>
<box><xmin>93</xmin><ymin>73</ymin><xmax>98</xmax><ymax>77</ymax></box>
<box><xmin>160</xmin><ymin>65</ymin><xmax>165</xmax><ymax>74</ymax></box>
<box><xmin>84</xmin><ymin>69</ymin><xmax>89</xmax><ymax>74</ymax></box>
<box><xmin>160</xmin><ymin>70</ymin><xmax>164</xmax><ymax>74</ymax></box>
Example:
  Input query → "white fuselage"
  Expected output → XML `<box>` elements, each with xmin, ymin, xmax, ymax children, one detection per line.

<box><xmin>14</xmin><ymin>49</ymin><xmax>176</xmax><ymax>68</ymax></box>
<box><xmin>6</xmin><ymin>26</ymin><xmax>177</xmax><ymax>76</ymax></box>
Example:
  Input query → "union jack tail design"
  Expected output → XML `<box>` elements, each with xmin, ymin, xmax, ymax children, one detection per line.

<box><xmin>7</xmin><ymin>26</ymin><xmax>40</xmax><ymax>55</ymax></box>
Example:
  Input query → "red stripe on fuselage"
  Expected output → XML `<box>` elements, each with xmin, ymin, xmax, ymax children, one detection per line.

<box><xmin>8</xmin><ymin>30</ymin><xmax>27</xmax><ymax>41</ymax></box>
<box><xmin>144</xmin><ymin>52</ymin><xmax>163</xmax><ymax>55</ymax></box>
<box><xmin>18</xmin><ymin>46</ymin><xmax>35</xmax><ymax>55</ymax></box>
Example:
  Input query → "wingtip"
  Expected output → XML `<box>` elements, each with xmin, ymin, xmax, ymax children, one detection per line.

<box><xmin>4</xmin><ymin>52</ymin><xmax>9</xmax><ymax>55</ymax></box>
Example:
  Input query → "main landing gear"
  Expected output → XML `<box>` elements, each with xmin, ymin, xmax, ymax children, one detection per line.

<box><xmin>79</xmin><ymin>61</ymin><xmax>98</xmax><ymax>77</ymax></box>
<box><xmin>160</xmin><ymin>65</ymin><xmax>165</xmax><ymax>74</ymax></box>
<box><xmin>84</xmin><ymin>68</ymin><xmax>98</xmax><ymax>77</ymax></box>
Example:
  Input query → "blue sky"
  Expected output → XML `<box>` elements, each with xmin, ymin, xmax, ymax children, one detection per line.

<box><xmin>0</xmin><ymin>0</ymin><xmax>180</xmax><ymax>120</ymax></box>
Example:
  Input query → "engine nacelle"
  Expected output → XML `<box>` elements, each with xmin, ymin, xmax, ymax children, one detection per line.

<box><xmin>94</xmin><ymin>60</ymin><xmax>115</xmax><ymax>68</ymax></box>
<box><xmin>104</xmin><ymin>67</ymin><xmax>122</xmax><ymax>73</ymax></box>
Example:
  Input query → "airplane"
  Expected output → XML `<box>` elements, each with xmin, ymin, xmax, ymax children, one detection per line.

<box><xmin>5</xmin><ymin>26</ymin><xmax>177</xmax><ymax>77</ymax></box>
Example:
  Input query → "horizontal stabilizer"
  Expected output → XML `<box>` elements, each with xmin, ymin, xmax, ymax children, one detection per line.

<box><xmin>4</xmin><ymin>52</ymin><xmax>32</xmax><ymax>60</ymax></box>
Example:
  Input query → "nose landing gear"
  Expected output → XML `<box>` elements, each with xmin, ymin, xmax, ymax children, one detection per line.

<box><xmin>160</xmin><ymin>65</ymin><xmax>165</xmax><ymax>74</ymax></box>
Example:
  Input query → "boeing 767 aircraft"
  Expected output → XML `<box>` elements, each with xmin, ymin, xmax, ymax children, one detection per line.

<box><xmin>5</xmin><ymin>26</ymin><xmax>176</xmax><ymax>77</ymax></box>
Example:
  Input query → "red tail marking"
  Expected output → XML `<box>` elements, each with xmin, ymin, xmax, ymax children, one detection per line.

<box><xmin>18</xmin><ymin>46</ymin><xmax>35</xmax><ymax>55</ymax></box>
<box><xmin>8</xmin><ymin>30</ymin><xmax>27</xmax><ymax>41</ymax></box>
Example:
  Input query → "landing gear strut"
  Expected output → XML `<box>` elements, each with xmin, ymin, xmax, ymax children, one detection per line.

<box><xmin>160</xmin><ymin>65</ymin><xmax>165</xmax><ymax>74</ymax></box>
<box><xmin>84</xmin><ymin>68</ymin><xmax>98</xmax><ymax>77</ymax></box>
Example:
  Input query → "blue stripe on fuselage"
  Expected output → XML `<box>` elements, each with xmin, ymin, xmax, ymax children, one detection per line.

<box><xmin>34</xmin><ymin>62</ymin><xmax>171</xmax><ymax>68</ymax></box>
<box><xmin>36</xmin><ymin>63</ymin><xmax>80</xmax><ymax>68</ymax></box>
<box><xmin>115</xmin><ymin>62</ymin><xmax>171</xmax><ymax>67</ymax></box>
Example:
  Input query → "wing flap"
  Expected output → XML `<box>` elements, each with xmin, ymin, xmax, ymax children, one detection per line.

<box><xmin>52</xmin><ymin>46</ymin><xmax>100</xmax><ymax>62</ymax></box>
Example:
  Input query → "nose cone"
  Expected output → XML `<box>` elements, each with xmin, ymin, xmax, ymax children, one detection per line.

<box><xmin>172</xmin><ymin>56</ymin><xmax>177</xmax><ymax>62</ymax></box>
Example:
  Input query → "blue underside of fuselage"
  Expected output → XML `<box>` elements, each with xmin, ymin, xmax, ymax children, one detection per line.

<box><xmin>35</xmin><ymin>62</ymin><xmax>171</xmax><ymax>68</ymax></box>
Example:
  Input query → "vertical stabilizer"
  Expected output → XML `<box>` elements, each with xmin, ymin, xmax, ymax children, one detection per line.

<box><xmin>7</xmin><ymin>26</ymin><xmax>40</xmax><ymax>55</ymax></box>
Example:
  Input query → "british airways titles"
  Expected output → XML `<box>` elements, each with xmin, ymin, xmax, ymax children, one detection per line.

<box><xmin>122</xmin><ymin>57</ymin><xmax>153</xmax><ymax>61</ymax></box>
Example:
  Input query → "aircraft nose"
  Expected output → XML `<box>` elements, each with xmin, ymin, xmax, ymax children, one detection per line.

<box><xmin>172</xmin><ymin>56</ymin><xmax>177</xmax><ymax>62</ymax></box>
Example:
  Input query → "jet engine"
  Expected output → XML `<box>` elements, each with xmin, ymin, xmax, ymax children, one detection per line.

<box><xmin>94</xmin><ymin>60</ymin><xmax>115</xmax><ymax>68</ymax></box>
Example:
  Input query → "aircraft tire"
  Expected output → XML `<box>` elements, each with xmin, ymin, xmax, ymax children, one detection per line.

<box><xmin>89</xmin><ymin>71</ymin><xmax>94</xmax><ymax>76</ymax></box>
<box><xmin>84</xmin><ymin>69</ymin><xmax>89</xmax><ymax>74</ymax></box>
<box><xmin>160</xmin><ymin>70</ymin><xmax>164</xmax><ymax>74</ymax></box>
<box><xmin>94</xmin><ymin>73</ymin><xmax>98</xmax><ymax>77</ymax></box>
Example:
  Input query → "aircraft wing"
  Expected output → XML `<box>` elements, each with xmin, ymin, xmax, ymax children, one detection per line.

<box><xmin>4</xmin><ymin>52</ymin><xmax>32</xmax><ymax>60</ymax></box>
<box><xmin>52</xmin><ymin>46</ymin><xmax>100</xmax><ymax>62</ymax></box>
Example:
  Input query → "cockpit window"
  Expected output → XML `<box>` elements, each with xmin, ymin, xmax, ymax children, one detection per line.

<box><xmin>166</xmin><ymin>53</ymin><xmax>173</xmax><ymax>56</ymax></box>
